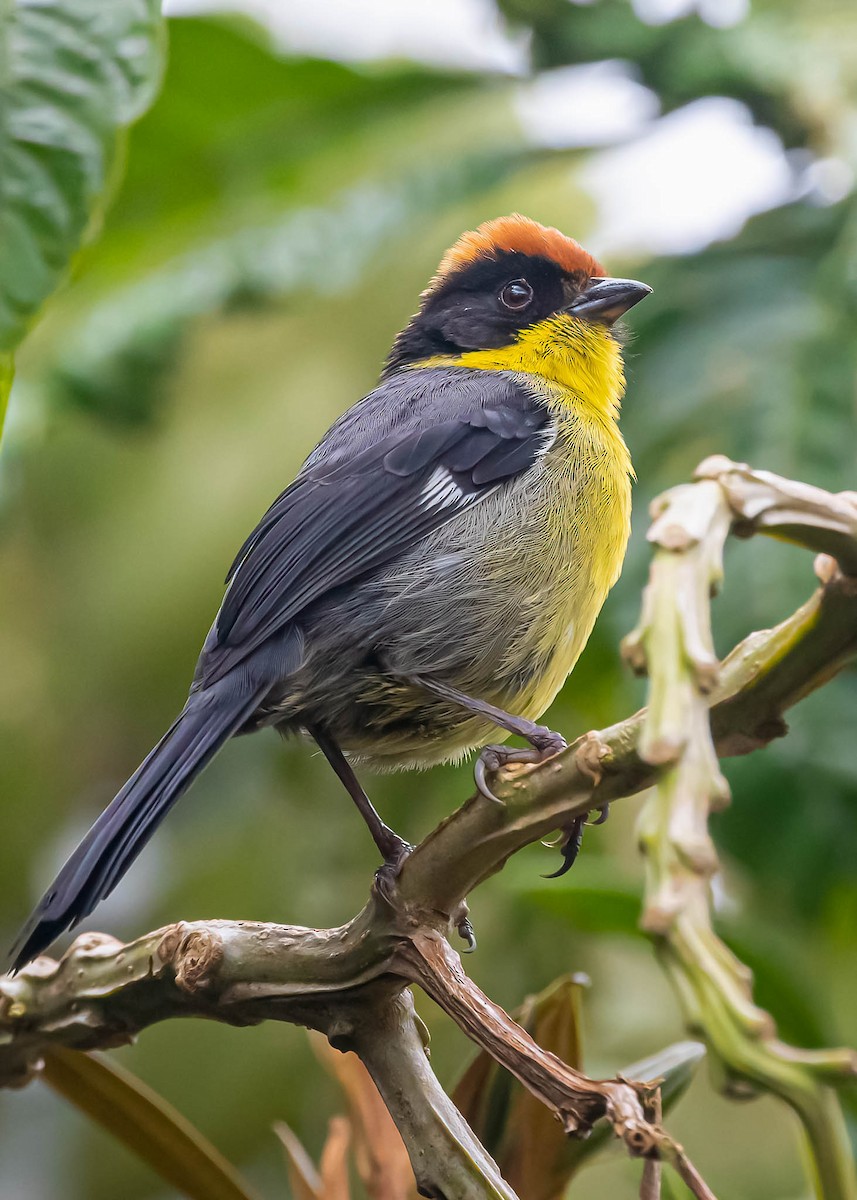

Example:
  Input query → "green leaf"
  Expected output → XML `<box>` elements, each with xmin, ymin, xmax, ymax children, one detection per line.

<box><xmin>40</xmin><ymin>1047</ymin><xmax>261</xmax><ymax>1200</ymax></box>
<box><xmin>619</xmin><ymin>1041</ymin><xmax>707</xmax><ymax>1113</ymax></box>
<box><xmin>0</xmin><ymin>0</ymin><xmax>166</xmax><ymax>354</ymax></box>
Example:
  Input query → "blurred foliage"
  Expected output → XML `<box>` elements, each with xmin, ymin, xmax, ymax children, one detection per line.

<box><xmin>0</xmin><ymin>0</ymin><xmax>165</xmax><ymax>431</ymax></box>
<box><xmin>1</xmin><ymin>0</ymin><xmax>856</xmax><ymax>1198</ymax></box>
<box><xmin>41</xmin><ymin>1048</ymin><xmax>260</xmax><ymax>1200</ymax></box>
<box><xmin>37</xmin><ymin>19</ymin><xmax>535</xmax><ymax>427</ymax></box>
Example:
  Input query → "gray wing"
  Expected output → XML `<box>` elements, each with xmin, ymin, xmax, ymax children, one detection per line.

<box><xmin>197</xmin><ymin>367</ymin><xmax>553</xmax><ymax>686</ymax></box>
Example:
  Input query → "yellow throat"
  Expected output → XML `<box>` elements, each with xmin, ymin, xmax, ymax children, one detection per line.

<box><xmin>448</xmin><ymin>313</ymin><xmax>627</xmax><ymax>423</ymax></box>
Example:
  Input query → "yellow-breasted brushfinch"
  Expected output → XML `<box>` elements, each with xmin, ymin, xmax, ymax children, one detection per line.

<box><xmin>13</xmin><ymin>215</ymin><xmax>650</xmax><ymax>968</ymax></box>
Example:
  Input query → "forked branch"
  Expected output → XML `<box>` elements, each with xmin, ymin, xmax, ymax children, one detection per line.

<box><xmin>3</xmin><ymin>458</ymin><xmax>857</xmax><ymax>1199</ymax></box>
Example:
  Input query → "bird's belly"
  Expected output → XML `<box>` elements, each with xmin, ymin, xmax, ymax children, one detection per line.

<box><xmin>452</xmin><ymin>485</ymin><xmax>624</xmax><ymax>718</ymax></box>
<box><xmin>275</xmin><ymin>422</ymin><xmax>631</xmax><ymax>769</ymax></box>
<box><xmin>329</xmin><ymin>450</ymin><xmax>626</xmax><ymax>762</ymax></box>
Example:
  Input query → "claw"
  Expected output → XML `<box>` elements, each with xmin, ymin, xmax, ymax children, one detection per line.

<box><xmin>474</xmin><ymin>754</ymin><xmax>504</xmax><ymax>804</ymax></box>
<box><xmin>457</xmin><ymin>916</ymin><xmax>478</xmax><ymax>953</ymax></box>
<box><xmin>474</xmin><ymin>734</ymin><xmax>567</xmax><ymax>805</ymax></box>
<box><xmin>541</xmin><ymin>816</ymin><xmax>585</xmax><ymax>879</ymax></box>
<box><xmin>542</xmin><ymin>805</ymin><xmax>609</xmax><ymax>878</ymax></box>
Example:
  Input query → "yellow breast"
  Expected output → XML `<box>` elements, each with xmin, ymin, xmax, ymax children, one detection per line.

<box><xmin>443</xmin><ymin>313</ymin><xmax>633</xmax><ymax>715</ymax></box>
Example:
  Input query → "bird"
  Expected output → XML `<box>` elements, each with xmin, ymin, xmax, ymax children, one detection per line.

<box><xmin>11</xmin><ymin>214</ymin><xmax>651</xmax><ymax>970</ymax></box>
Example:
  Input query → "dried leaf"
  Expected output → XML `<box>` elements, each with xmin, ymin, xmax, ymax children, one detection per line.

<box><xmin>273</xmin><ymin>1120</ymin><xmax>324</xmax><ymax>1200</ymax></box>
<box><xmin>275</xmin><ymin>1115</ymin><xmax>352</xmax><ymax>1200</ymax></box>
<box><xmin>41</xmin><ymin>1047</ymin><xmax>259</xmax><ymax>1200</ymax></box>
<box><xmin>496</xmin><ymin>976</ymin><xmax>589</xmax><ymax>1200</ymax></box>
<box><xmin>312</xmin><ymin>1036</ymin><xmax>415</xmax><ymax>1200</ymax></box>
<box><xmin>454</xmin><ymin>977</ymin><xmax>704</xmax><ymax>1200</ymax></box>
<box><xmin>519</xmin><ymin>973</ymin><xmax>587</xmax><ymax>1071</ymax></box>
<box><xmin>451</xmin><ymin>1037</ymin><xmax>505</xmax><ymax>1145</ymax></box>
<box><xmin>318</xmin><ymin>1116</ymin><xmax>353</xmax><ymax>1200</ymax></box>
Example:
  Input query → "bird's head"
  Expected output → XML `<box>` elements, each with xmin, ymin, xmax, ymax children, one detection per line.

<box><xmin>385</xmin><ymin>215</ymin><xmax>651</xmax><ymax>380</ymax></box>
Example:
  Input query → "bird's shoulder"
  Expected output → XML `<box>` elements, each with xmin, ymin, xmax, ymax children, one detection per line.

<box><xmin>300</xmin><ymin>365</ymin><xmax>550</xmax><ymax>477</ymax></box>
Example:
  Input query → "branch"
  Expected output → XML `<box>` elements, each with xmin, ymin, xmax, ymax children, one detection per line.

<box><xmin>400</xmin><ymin>930</ymin><xmax>656</xmax><ymax>1148</ymax></box>
<box><xmin>625</xmin><ymin>458</ymin><xmax>857</xmax><ymax>1200</ymax></box>
<box><xmin>639</xmin><ymin>1090</ymin><xmax>663</xmax><ymax>1200</ymax></box>
<box><xmin>396</xmin><ymin>539</ymin><xmax>857</xmax><ymax>922</ymax></box>
<box><xmin>1</xmin><ymin>923</ymin><xmax>518</xmax><ymax>1199</ymax></box>
<box><xmin>696</xmin><ymin>454</ymin><xmax>857</xmax><ymax>574</ymax></box>
<box><xmin>3</xmin><ymin>458</ymin><xmax>856</xmax><ymax>1198</ymax></box>
<box><xmin>335</xmin><ymin>989</ymin><xmax>519</xmax><ymax>1200</ymax></box>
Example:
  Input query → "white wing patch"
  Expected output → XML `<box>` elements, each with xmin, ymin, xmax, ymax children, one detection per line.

<box><xmin>418</xmin><ymin>466</ymin><xmax>470</xmax><ymax>511</ymax></box>
<box><xmin>418</xmin><ymin>419</ymin><xmax>557</xmax><ymax>513</ymax></box>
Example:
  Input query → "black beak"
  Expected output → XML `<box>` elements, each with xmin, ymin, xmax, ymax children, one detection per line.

<box><xmin>567</xmin><ymin>277</ymin><xmax>652</xmax><ymax>325</ymax></box>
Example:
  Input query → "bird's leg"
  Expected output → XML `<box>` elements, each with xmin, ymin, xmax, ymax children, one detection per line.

<box><xmin>403</xmin><ymin>674</ymin><xmax>567</xmax><ymax>798</ymax></box>
<box><xmin>404</xmin><ymin>674</ymin><xmax>606</xmax><ymax>875</ymax></box>
<box><xmin>308</xmin><ymin>725</ymin><xmax>411</xmax><ymax>870</ymax></box>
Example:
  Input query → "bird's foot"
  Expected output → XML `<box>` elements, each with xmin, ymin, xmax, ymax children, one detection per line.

<box><xmin>372</xmin><ymin>827</ymin><xmax>414</xmax><ymax>902</ymax></box>
<box><xmin>457</xmin><ymin>916</ymin><xmax>478</xmax><ymax>953</ymax></box>
<box><xmin>451</xmin><ymin>900</ymin><xmax>478</xmax><ymax>953</ymax></box>
<box><xmin>542</xmin><ymin>803</ymin><xmax>611</xmax><ymax>878</ymax></box>
<box><xmin>377</xmin><ymin>826</ymin><xmax>413</xmax><ymax>867</ymax></box>
<box><xmin>474</xmin><ymin>728</ymin><xmax>568</xmax><ymax>804</ymax></box>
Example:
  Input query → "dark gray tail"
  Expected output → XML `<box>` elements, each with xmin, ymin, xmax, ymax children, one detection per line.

<box><xmin>10</xmin><ymin>682</ymin><xmax>264</xmax><ymax>971</ymax></box>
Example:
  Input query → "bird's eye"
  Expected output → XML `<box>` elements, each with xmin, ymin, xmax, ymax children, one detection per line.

<box><xmin>499</xmin><ymin>279</ymin><xmax>534</xmax><ymax>311</ymax></box>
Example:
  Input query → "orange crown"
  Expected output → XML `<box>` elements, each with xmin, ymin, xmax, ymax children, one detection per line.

<box><xmin>427</xmin><ymin>215</ymin><xmax>604</xmax><ymax>294</ymax></box>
